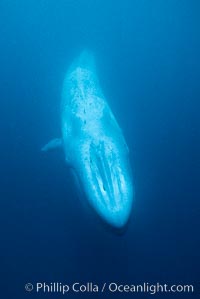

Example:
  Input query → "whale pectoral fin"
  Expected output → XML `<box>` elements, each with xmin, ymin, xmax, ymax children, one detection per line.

<box><xmin>41</xmin><ymin>138</ymin><xmax>62</xmax><ymax>152</ymax></box>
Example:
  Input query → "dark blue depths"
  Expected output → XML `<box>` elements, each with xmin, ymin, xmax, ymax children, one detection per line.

<box><xmin>0</xmin><ymin>0</ymin><xmax>200</xmax><ymax>298</ymax></box>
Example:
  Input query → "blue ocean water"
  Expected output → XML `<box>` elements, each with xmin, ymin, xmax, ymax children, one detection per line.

<box><xmin>0</xmin><ymin>0</ymin><xmax>200</xmax><ymax>298</ymax></box>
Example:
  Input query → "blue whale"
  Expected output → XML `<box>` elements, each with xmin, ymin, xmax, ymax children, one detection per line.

<box><xmin>42</xmin><ymin>50</ymin><xmax>134</xmax><ymax>228</ymax></box>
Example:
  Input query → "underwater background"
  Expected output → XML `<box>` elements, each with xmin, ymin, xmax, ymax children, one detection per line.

<box><xmin>0</xmin><ymin>0</ymin><xmax>200</xmax><ymax>298</ymax></box>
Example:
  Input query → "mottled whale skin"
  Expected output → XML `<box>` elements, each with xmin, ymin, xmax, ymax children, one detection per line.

<box><xmin>42</xmin><ymin>50</ymin><xmax>134</xmax><ymax>228</ymax></box>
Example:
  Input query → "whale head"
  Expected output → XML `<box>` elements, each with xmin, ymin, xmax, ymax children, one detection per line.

<box><xmin>76</xmin><ymin>136</ymin><xmax>133</xmax><ymax>229</ymax></box>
